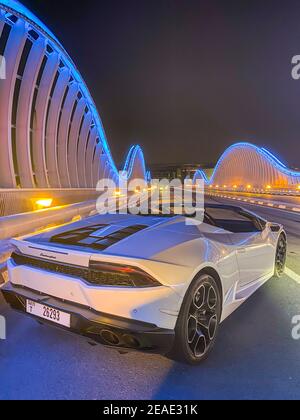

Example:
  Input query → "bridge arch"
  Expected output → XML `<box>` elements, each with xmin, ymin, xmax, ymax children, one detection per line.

<box><xmin>193</xmin><ymin>169</ymin><xmax>209</xmax><ymax>185</ymax></box>
<box><xmin>207</xmin><ymin>143</ymin><xmax>300</xmax><ymax>189</ymax></box>
<box><xmin>0</xmin><ymin>0</ymin><xmax>122</xmax><ymax>188</ymax></box>
<box><xmin>122</xmin><ymin>145</ymin><xmax>148</xmax><ymax>183</ymax></box>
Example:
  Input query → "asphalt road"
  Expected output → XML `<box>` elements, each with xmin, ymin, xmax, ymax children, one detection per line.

<box><xmin>0</xmin><ymin>198</ymin><xmax>300</xmax><ymax>400</ymax></box>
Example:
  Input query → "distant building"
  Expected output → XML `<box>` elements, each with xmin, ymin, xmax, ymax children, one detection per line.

<box><xmin>148</xmin><ymin>163</ymin><xmax>215</xmax><ymax>181</ymax></box>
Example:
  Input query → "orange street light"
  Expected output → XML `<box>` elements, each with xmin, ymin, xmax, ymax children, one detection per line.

<box><xmin>35</xmin><ymin>198</ymin><xmax>53</xmax><ymax>209</ymax></box>
<box><xmin>114</xmin><ymin>189</ymin><xmax>121</xmax><ymax>197</ymax></box>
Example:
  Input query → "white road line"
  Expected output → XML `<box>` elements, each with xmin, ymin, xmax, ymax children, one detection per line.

<box><xmin>209</xmin><ymin>193</ymin><xmax>300</xmax><ymax>214</ymax></box>
<box><xmin>285</xmin><ymin>268</ymin><xmax>300</xmax><ymax>284</ymax></box>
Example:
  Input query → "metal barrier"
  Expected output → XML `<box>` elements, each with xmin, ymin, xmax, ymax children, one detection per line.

<box><xmin>0</xmin><ymin>199</ymin><xmax>98</xmax><ymax>285</ymax></box>
<box><xmin>0</xmin><ymin>200</ymin><xmax>97</xmax><ymax>241</ymax></box>
<box><xmin>0</xmin><ymin>189</ymin><xmax>99</xmax><ymax>217</ymax></box>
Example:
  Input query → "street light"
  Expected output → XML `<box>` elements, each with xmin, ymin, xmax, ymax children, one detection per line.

<box><xmin>114</xmin><ymin>189</ymin><xmax>121</xmax><ymax>197</ymax></box>
<box><xmin>35</xmin><ymin>198</ymin><xmax>53</xmax><ymax>209</ymax></box>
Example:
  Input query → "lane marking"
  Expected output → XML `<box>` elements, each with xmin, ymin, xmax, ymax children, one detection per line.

<box><xmin>285</xmin><ymin>268</ymin><xmax>300</xmax><ymax>285</ymax></box>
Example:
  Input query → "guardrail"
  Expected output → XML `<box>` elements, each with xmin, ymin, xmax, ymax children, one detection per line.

<box><xmin>0</xmin><ymin>200</ymin><xmax>97</xmax><ymax>241</ymax></box>
<box><xmin>0</xmin><ymin>200</ymin><xmax>97</xmax><ymax>284</ymax></box>
<box><xmin>206</xmin><ymin>187</ymin><xmax>300</xmax><ymax>197</ymax></box>
<box><xmin>0</xmin><ymin>188</ymin><xmax>99</xmax><ymax>217</ymax></box>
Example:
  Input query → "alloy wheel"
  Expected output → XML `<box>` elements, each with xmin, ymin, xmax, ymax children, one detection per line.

<box><xmin>276</xmin><ymin>235</ymin><xmax>287</xmax><ymax>276</ymax></box>
<box><xmin>186</xmin><ymin>277</ymin><xmax>219</xmax><ymax>359</ymax></box>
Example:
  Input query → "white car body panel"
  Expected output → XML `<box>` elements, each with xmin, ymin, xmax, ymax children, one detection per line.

<box><xmin>7</xmin><ymin>209</ymin><xmax>283</xmax><ymax>331</ymax></box>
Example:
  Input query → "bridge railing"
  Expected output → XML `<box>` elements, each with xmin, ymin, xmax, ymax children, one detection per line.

<box><xmin>0</xmin><ymin>200</ymin><xmax>97</xmax><ymax>241</ymax></box>
<box><xmin>0</xmin><ymin>199</ymin><xmax>98</xmax><ymax>284</ymax></box>
<box><xmin>0</xmin><ymin>189</ymin><xmax>99</xmax><ymax>217</ymax></box>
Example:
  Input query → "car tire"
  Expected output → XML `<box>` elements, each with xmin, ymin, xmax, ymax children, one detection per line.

<box><xmin>167</xmin><ymin>273</ymin><xmax>222</xmax><ymax>365</ymax></box>
<box><xmin>274</xmin><ymin>233</ymin><xmax>287</xmax><ymax>278</ymax></box>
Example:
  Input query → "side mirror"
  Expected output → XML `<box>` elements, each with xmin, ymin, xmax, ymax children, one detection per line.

<box><xmin>266</xmin><ymin>222</ymin><xmax>281</xmax><ymax>233</ymax></box>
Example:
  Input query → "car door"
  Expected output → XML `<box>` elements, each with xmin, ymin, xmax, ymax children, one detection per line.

<box><xmin>226</xmin><ymin>210</ymin><xmax>275</xmax><ymax>286</ymax></box>
<box><xmin>205</xmin><ymin>206</ymin><xmax>275</xmax><ymax>286</ymax></box>
<box><xmin>229</xmin><ymin>228</ymin><xmax>274</xmax><ymax>286</ymax></box>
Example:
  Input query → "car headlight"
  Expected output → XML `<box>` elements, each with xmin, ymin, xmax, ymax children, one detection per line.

<box><xmin>89</xmin><ymin>260</ymin><xmax>161</xmax><ymax>288</ymax></box>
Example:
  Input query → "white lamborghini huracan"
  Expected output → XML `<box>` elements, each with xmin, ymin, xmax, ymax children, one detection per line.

<box><xmin>2</xmin><ymin>205</ymin><xmax>287</xmax><ymax>364</ymax></box>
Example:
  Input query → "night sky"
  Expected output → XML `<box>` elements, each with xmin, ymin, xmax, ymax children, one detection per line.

<box><xmin>21</xmin><ymin>0</ymin><xmax>300</xmax><ymax>167</ymax></box>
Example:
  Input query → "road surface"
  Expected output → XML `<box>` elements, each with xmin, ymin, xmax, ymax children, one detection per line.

<box><xmin>210</xmin><ymin>190</ymin><xmax>300</xmax><ymax>207</ymax></box>
<box><xmin>0</xmin><ymin>197</ymin><xmax>300</xmax><ymax>400</ymax></box>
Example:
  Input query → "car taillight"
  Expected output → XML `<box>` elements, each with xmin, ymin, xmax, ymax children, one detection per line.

<box><xmin>89</xmin><ymin>261</ymin><xmax>161</xmax><ymax>288</ymax></box>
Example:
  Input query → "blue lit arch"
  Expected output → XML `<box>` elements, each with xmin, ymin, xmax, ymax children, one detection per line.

<box><xmin>206</xmin><ymin>142</ymin><xmax>300</xmax><ymax>189</ymax></box>
<box><xmin>0</xmin><ymin>0</ymin><xmax>134</xmax><ymax>188</ymax></box>
<box><xmin>122</xmin><ymin>145</ymin><xmax>148</xmax><ymax>182</ymax></box>
<box><xmin>193</xmin><ymin>169</ymin><xmax>209</xmax><ymax>185</ymax></box>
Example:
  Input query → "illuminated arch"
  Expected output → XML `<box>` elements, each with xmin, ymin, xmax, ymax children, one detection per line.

<box><xmin>122</xmin><ymin>145</ymin><xmax>148</xmax><ymax>183</ymax></box>
<box><xmin>146</xmin><ymin>170</ymin><xmax>152</xmax><ymax>183</ymax></box>
<box><xmin>193</xmin><ymin>169</ymin><xmax>209</xmax><ymax>185</ymax></box>
<box><xmin>208</xmin><ymin>143</ymin><xmax>300</xmax><ymax>189</ymax></box>
<box><xmin>0</xmin><ymin>0</ymin><xmax>121</xmax><ymax>188</ymax></box>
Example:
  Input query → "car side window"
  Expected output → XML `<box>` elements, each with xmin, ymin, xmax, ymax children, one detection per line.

<box><xmin>205</xmin><ymin>208</ymin><xmax>263</xmax><ymax>233</ymax></box>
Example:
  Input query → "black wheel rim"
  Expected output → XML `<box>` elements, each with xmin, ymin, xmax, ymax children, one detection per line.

<box><xmin>187</xmin><ymin>277</ymin><xmax>219</xmax><ymax>359</ymax></box>
<box><xmin>276</xmin><ymin>236</ymin><xmax>287</xmax><ymax>276</ymax></box>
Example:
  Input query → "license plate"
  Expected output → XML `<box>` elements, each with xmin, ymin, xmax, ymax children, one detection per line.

<box><xmin>26</xmin><ymin>300</ymin><xmax>71</xmax><ymax>328</ymax></box>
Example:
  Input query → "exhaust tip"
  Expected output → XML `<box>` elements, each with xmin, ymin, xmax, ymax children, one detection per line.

<box><xmin>100</xmin><ymin>329</ymin><xmax>120</xmax><ymax>346</ymax></box>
